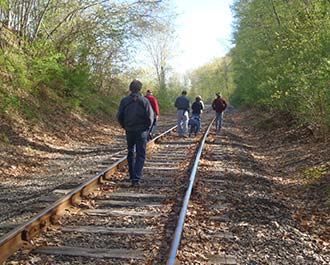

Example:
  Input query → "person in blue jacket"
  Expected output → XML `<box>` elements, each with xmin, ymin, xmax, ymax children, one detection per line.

<box><xmin>188</xmin><ymin>115</ymin><xmax>200</xmax><ymax>137</ymax></box>
<box><xmin>117</xmin><ymin>80</ymin><xmax>154</xmax><ymax>186</ymax></box>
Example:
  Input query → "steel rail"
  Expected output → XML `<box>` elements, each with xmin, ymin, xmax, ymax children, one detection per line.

<box><xmin>166</xmin><ymin>118</ymin><xmax>215</xmax><ymax>265</ymax></box>
<box><xmin>0</xmin><ymin>125</ymin><xmax>176</xmax><ymax>264</ymax></box>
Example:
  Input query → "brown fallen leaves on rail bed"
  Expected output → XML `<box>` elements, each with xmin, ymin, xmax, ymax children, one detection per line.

<box><xmin>1</xmin><ymin>109</ymin><xmax>329</xmax><ymax>264</ymax></box>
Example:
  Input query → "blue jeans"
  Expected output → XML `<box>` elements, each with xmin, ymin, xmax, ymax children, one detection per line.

<box><xmin>126</xmin><ymin>130</ymin><xmax>148</xmax><ymax>183</ymax></box>
<box><xmin>192</xmin><ymin>114</ymin><xmax>201</xmax><ymax>131</ymax></box>
<box><xmin>215</xmin><ymin>112</ymin><xmax>224</xmax><ymax>131</ymax></box>
<box><xmin>177</xmin><ymin>110</ymin><xmax>189</xmax><ymax>136</ymax></box>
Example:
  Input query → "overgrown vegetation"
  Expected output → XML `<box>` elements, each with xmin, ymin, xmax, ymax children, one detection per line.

<box><xmin>302</xmin><ymin>164</ymin><xmax>328</xmax><ymax>181</ymax></box>
<box><xmin>231</xmin><ymin>0</ymin><xmax>330</xmax><ymax>140</ymax></box>
<box><xmin>1</xmin><ymin>0</ymin><xmax>329</xmax><ymax>143</ymax></box>
<box><xmin>0</xmin><ymin>0</ymin><xmax>174</xmax><ymax>119</ymax></box>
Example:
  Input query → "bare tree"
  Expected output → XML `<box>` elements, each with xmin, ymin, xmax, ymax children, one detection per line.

<box><xmin>140</xmin><ymin>22</ymin><xmax>176</xmax><ymax>90</ymax></box>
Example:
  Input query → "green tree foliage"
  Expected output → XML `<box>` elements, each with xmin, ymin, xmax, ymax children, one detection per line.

<box><xmin>0</xmin><ymin>0</ymin><xmax>172</xmax><ymax>115</ymax></box>
<box><xmin>189</xmin><ymin>56</ymin><xmax>235</xmax><ymax>103</ymax></box>
<box><xmin>231</xmin><ymin>0</ymin><xmax>330</xmax><ymax>139</ymax></box>
<box><xmin>158</xmin><ymin>73</ymin><xmax>187</xmax><ymax>110</ymax></box>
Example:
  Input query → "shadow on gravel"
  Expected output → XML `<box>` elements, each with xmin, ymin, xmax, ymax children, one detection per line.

<box><xmin>221</xmin><ymin>169</ymin><xmax>294</xmax><ymax>225</ymax></box>
<box><xmin>1</xmin><ymin>124</ymin><xmax>120</xmax><ymax>155</ymax></box>
<box><xmin>222</xmin><ymin>131</ymin><xmax>245</xmax><ymax>143</ymax></box>
<box><xmin>229</xmin><ymin>194</ymin><xmax>292</xmax><ymax>225</ymax></box>
<box><xmin>205</xmin><ymin>139</ymin><xmax>254</xmax><ymax>150</ymax></box>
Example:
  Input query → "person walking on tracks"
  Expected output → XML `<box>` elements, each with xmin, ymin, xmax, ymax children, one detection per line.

<box><xmin>175</xmin><ymin>90</ymin><xmax>190</xmax><ymax>137</ymax></box>
<box><xmin>117</xmin><ymin>80</ymin><xmax>155</xmax><ymax>186</ymax></box>
<box><xmin>212</xmin><ymin>92</ymin><xmax>227</xmax><ymax>133</ymax></box>
<box><xmin>191</xmin><ymin>95</ymin><xmax>204</xmax><ymax>132</ymax></box>
<box><xmin>188</xmin><ymin>115</ymin><xmax>200</xmax><ymax>137</ymax></box>
<box><xmin>145</xmin><ymin>89</ymin><xmax>159</xmax><ymax>140</ymax></box>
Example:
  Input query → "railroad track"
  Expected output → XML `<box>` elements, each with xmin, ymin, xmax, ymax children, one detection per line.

<box><xmin>1</xmin><ymin>112</ymin><xmax>224</xmax><ymax>264</ymax></box>
<box><xmin>0</xmin><ymin>115</ymin><xmax>176</xmax><ymax>237</ymax></box>
<box><xmin>3</xmin><ymin>109</ymin><xmax>328</xmax><ymax>265</ymax></box>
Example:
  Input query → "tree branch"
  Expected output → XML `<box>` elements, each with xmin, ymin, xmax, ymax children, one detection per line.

<box><xmin>47</xmin><ymin>3</ymin><xmax>97</xmax><ymax>39</ymax></box>
<box><xmin>270</xmin><ymin>0</ymin><xmax>281</xmax><ymax>26</ymax></box>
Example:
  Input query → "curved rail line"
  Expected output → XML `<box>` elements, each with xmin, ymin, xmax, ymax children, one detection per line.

<box><xmin>1</xmin><ymin>114</ymin><xmax>215</xmax><ymax>264</ymax></box>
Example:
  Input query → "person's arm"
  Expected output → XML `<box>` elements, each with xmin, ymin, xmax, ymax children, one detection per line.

<box><xmin>186</xmin><ymin>98</ymin><xmax>190</xmax><ymax>111</ymax></box>
<box><xmin>174</xmin><ymin>97</ymin><xmax>178</xmax><ymax>108</ymax></box>
<box><xmin>116</xmin><ymin>99</ymin><xmax>126</xmax><ymax>128</ymax></box>
<box><xmin>212</xmin><ymin>99</ymin><xmax>216</xmax><ymax>110</ymax></box>
<box><xmin>146</xmin><ymin>100</ymin><xmax>155</xmax><ymax>130</ymax></box>
<box><xmin>154</xmin><ymin>98</ymin><xmax>160</xmax><ymax>119</ymax></box>
<box><xmin>223</xmin><ymin>99</ymin><xmax>228</xmax><ymax>110</ymax></box>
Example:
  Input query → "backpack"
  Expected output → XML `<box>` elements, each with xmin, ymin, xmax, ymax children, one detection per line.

<box><xmin>192</xmin><ymin>101</ymin><xmax>203</xmax><ymax>114</ymax></box>
<box><xmin>118</xmin><ymin>95</ymin><xmax>146</xmax><ymax>129</ymax></box>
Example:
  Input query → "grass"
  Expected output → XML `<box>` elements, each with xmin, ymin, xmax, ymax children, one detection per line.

<box><xmin>302</xmin><ymin>164</ymin><xmax>328</xmax><ymax>181</ymax></box>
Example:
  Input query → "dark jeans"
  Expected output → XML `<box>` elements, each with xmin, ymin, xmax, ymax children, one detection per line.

<box><xmin>215</xmin><ymin>112</ymin><xmax>224</xmax><ymax>131</ymax></box>
<box><xmin>150</xmin><ymin>119</ymin><xmax>157</xmax><ymax>135</ymax></box>
<box><xmin>126</xmin><ymin>130</ymin><xmax>148</xmax><ymax>183</ymax></box>
<box><xmin>147</xmin><ymin>119</ymin><xmax>157</xmax><ymax>141</ymax></box>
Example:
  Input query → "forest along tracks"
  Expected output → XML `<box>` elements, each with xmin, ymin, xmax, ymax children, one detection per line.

<box><xmin>1</xmin><ymin>113</ymin><xmax>216</xmax><ymax>264</ymax></box>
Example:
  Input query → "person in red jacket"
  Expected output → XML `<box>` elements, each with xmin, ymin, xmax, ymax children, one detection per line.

<box><xmin>211</xmin><ymin>92</ymin><xmax>227</xmax><ymax>133</ymax></box>
<box><xmin>145</xmin><ymin>89</ymin><xmax>159</xmax><ymax>140</ymax></box>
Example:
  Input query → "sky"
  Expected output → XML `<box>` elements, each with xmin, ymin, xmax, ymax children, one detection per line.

<box><xmin>170</xmin><ymin>0</ymin><xmax>234</xmax><ymax>74</ymax></box>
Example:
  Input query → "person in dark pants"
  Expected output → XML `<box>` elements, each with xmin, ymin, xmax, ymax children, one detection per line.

<box><xmin>188</xmin><ymin>115</ymin><xmax>200</xmax><ymax>137</ymax></box>
<box><xmin>211</xmin><ymin>92</ymin><xmax>227</xmax><ymax>132</ymax></box>
<box><xmin>191</xmin><ymin>95</ymin><xmax>204</xmax><ymax>131</ymax></box>
<box><xmin>174</xmin><ymin>90</ymin><xmax>190</xmax><ymax>137</ymax></box>
<box><xmin>117</xmin><ymin>80</ymin><xmax>154</xmax><ymax>186</ymax></box>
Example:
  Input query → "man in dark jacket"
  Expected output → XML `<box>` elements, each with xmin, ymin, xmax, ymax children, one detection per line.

<box><xmin>117</xmin><ymin>80</ymin><xmax>154</xmax><ymax>186</ymax></box>
<box><xmin>211</xmin><ymin>92</ymin><xmax>227</xmax><ymax>132</ymax></box>
<box><xmin>174</xmin><ymin>90</ymin><xmax>190</xmax><ymax>137</ymax></box>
